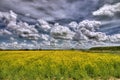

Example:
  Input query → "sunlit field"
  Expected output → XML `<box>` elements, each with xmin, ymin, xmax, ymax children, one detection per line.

<box><xmin>0</xmin><ymin>50</ymin><xmax>120</xmax><ymax>80</ymax></box>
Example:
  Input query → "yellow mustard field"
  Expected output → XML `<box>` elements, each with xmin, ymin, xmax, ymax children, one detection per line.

<box><xmin>0</xmin><ymin>50</ymin><xmax>120</xmax><ymax>80</ymax></box>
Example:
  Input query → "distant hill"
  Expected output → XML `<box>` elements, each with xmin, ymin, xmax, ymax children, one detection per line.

<box><xmin>89</xmin><ymin>46</ymin><xmax>120</xmax><ymax>51</ymax></box>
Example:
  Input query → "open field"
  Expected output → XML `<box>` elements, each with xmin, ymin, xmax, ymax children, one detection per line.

<box><xmin>0</xmin><ymin>50</ymin><xmax>120</xmax><ymax>80</ymax></box>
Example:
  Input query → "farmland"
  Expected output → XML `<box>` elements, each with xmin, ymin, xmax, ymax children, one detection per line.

<box><xmin>0</xmin><ymin>50</ymin><xmax>120</xmax><ymax>80</ymax></box>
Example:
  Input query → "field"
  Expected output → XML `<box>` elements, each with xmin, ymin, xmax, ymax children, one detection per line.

<box><xmin>0</xmin><ymin>50</ymin><xmax>120</xmax><ymax>80</ymax></box>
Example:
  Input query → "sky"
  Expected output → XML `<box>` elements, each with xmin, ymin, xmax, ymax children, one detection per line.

<box><xmin>0</xmin><ymin>0</ymin><xmax>120</xmax><ymax>49</ymax></box>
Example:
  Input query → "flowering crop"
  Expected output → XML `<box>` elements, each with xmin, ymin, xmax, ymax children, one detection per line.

<box><xmin>0</xmin><ymin>50</ymin><xmax>120</xmax><ymax>80</ymax></box>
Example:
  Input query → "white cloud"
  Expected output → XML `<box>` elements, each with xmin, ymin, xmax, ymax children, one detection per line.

<box><xmin>0</xmin><ymin>10</ymin><xmax>17</xmax><ymax>22</ymax></box>
<box><xmin>73</xmin><ymin>20</ymin><xmax>105</xmax><ymax>41</ymax></box>
<box><xmin>37</xmin><ymin>19</ymin><xmax>51</xmax><ymax>32</ymax></box>
<box><xmin>7</xmin><ymin>21</ymin><xmax>40</xmax><ymax>40</ymax></box>
<box><xmin>0</xmin><ymin>10</ymin><xmax>120</xmax><ymax>49</ymax></box>
<box><xmin>39</xmin><ymin>34</ymin><xmax>50</xmax><ymax>41</ymax></box>
<box><xmin>68</xmin><ymin>21</ymin><xmax>78</xmax><ymax>31</ymax></box>
<box><xmin>78</xmin><ymin>20</ymin><xmax>101</xmax><ymax>31</ymax></box>
<box><xmin>109</xmin><ymin>34</ymin><xmax>120</xmax><ymax>42</ymax></box>
<box><xmin>93</xmin><ymin>3</ymin><xmax>120</xmax><ymax>17</ymax></box>
<box><xmin>50</xmin><ymin>23</ymin><xmax>75</xmax><ymax>40</ymax></box>
<box><xmin>0</xmin><ymin>29</ymin><xmax>12</xmax><ymax>36</ymax></box>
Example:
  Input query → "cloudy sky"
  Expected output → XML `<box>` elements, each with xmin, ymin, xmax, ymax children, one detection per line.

<box><xmin>0</xmin><ymin>0</ymin><xmax>120</xmax><ymax>49</ymax></box>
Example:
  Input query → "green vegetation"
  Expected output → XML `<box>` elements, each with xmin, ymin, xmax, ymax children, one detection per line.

<box><xmin>0</xmin><ymin>50</ymin><xmax>120</xmax><ymax>80</ymax></box>
<box><xmin>90</xmin><ymin>46</ymin><xmax>120</xmax><ymax>51</ymax></box>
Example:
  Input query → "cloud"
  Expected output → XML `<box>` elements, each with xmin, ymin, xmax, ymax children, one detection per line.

<box><xmin>0</xmin><ymin>11</ymin><xmax>40</xmax><ymax>40</ymax></box>
<box><xmin>93</xmin><ymin>2</ymin><xmax>120</xmax><ymax>17</ymax></box>
<box><xmin>73</xmin><ymin>20</ymin><xmax>105</xmax><ymax>41</ymax></box>
<box><xmin>0</xmin><ymin>29</ymin><xmax>12</xmax><ymax>36</ymax></box>
<box><xmin>0</xmin><ymin>0</ymin><xmax>100</xmax><ymax>21</ymax></box>
<box><xmin>7</xmin><ymin>21</ymin><xmax>40</xmax><ymax>40</ymax></box>
<box><xmin>0</xmin><ymin>10</ymin><xmax>120</xmax><ymax>49</ymax></box>
<box><xmin>109</xmin><ymin>34</ymin><xmax>120</xmax><ymax>42</ymax></box>
<box><xmin>50</xmin><ymin>23</ymin><xmax>75</xmax><ymax>40</ymax></box>
<box><xmin>0</xmin><ymin>10</ymin><xmax>17</xmax><ymax>22</ymax></box>
<box><xmin>37</xmin><ymin>19</ymin><xmax>51</xmax><ymax>33</ymax></box>
<box><xmin>68</xmin><ymin>21</ymin><xmax>78</xmax><ymax>32</ymax></box>
<box><xmin>71</xmin><ymin>20</ymin><xmax>120</xmax><ymax>43</ymax></box>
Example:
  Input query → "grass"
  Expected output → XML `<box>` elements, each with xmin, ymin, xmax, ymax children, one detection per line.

<box><xmin>0</xmin><ymin>50</ymin><xmax>120</xmax><ymax>80</ymax></box>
